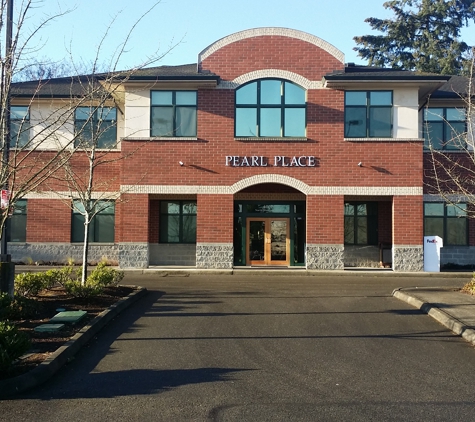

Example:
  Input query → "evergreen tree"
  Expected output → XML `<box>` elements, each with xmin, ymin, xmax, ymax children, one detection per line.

<box><xmin>354</xmin><ymin>0</ymin><xmax>475</xmax><ymax>75</ymax></box>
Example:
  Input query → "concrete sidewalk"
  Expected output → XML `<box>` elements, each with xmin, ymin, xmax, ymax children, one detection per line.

<box><xmin>393</xmin><ymin>287</ymin><xmax>475</xmax><ymax>346</ymax></box>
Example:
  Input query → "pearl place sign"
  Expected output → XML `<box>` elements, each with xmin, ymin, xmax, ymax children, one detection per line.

<box><xmin>225</xmin><ymin>156</ymin><xmax>316</xmax><ymax>167</ymax></box>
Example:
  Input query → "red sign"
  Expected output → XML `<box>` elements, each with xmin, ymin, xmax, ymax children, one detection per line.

<box><xmin>1</xmin><ymin>190</ymin><xmax>9</xmax><ymax>209</ymax></box>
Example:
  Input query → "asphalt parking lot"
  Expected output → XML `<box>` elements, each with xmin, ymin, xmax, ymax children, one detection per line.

<box><xmin>2</xmin><ymin>272</ymin><xmax>475</xmax><ymax>422</ymax></box>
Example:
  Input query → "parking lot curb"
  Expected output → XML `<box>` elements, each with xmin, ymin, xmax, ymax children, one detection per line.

<box><xmin>392</xmin><ymin>288</ymin><xmax>475</xmax><ymax>346</ymax></box>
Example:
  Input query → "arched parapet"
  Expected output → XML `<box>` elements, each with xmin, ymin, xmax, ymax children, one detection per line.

<box><xmin>230</xmin><ymin>174</ymin><xmax>311</xmax><ymax>195</ymax></box>
<box><xmin>218</xmin><ymin>69</ymin><xmax>323</xmax><ymax>90</ymax></box>
<box><xmin>199</xmin><ymin>27</ymin><xmax>345</xmax><ymax>65</ymax></box>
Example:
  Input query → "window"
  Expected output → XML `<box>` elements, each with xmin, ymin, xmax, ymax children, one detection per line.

<box><xmin>345</xmin><ymin>91</ymin><xmax>392</xmax><ymax>138</ymax></box>
<box><xmin>160</xmin><ymin>200</ymin><xmax>197</xmax><ymax>243</ymax></box>
<box><xmin>74</xmin><ymin>107</ymin><xmax>117</xmax><ymax>148</ymax></box>
<box><xmin>344</xmin><ymin>202</ymin><xmax>378</xmax><ymax>245</ymax></box>
<box><xmin>151</xmin><ymin>91</ymin><xmax>197</xmax><ymax>137</ymax></box>
<box><xmin>235</xmin><ymin>79</ymin><xmax>306</xmax><ymax>137</ymax></box>
<box><xmin>423</xmin><ymin>107</ymin><xmax>466</xmax><ymax>150</ymax></box>
<box><xmin>72</xmin><ymin>201</ymin><xmax>115</xmax><ymax>243</ymax></box>
<box><xmin>424</xmin><ymin>202</ymin><xmax>467</xmax><ymax>245</ymax></box>
<box><xmin>7</xmin><ymin>199</ymin><xmax>26</xmax><ymax>242</ymax></box>
<box><xmin>11</xmin><ymin>106</ymin><xmax>30</xmax><ymax>148</ymax></box>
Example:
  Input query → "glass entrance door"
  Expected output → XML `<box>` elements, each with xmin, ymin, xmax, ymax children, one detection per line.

<box><xmin>246</xmin><ymin>218</ymin><xmax>290</xmax><ymax>266</ymax></box>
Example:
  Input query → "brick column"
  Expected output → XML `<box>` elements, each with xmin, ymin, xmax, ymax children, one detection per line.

<box><xmin>392</xmin><ymin>195</ymin><xmax>423</xmax><ymax>271</ymax></box>
<box><xmin>196</xmin><ymin>194</ymin><xmax>233</xmax><ymax>268</ymax></box>
<box><xmin>117</xmin><ymin>193</ymin><xmax>149</xmax><ymax>268</ymax></box>
<box><xmin>306</xmin><ymin>195</ymin><xmax>344</xmax><ymax>269</ymax></box>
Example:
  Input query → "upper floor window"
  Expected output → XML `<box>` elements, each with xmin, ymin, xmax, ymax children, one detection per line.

<box><xmin>235</xmin><ymin>79</ymin><xmax>306</xmax><ymax>138</ymax></box>
<box><xmin>423</xmin><ymin>107</ymin><xmax>466</xmax><ymax>150</ymax></box>
<box><xmin>424</xmin><ymin>202</ymin><xmax>468</xmax><ymax>245</ymax></box>
<box><xmin>74</xmin><ymin>107</ymin><xmax>117</xmax><ymax>148</ymax></box>
<box><xmin>151</xmin><ymin>91</ymin><xmax>197</xmax><ymax>137</ymax></box>
<box><xmin>11</xmin><ymin>106</ymin><xmax>30</xmax><ymax>148</ymax></box>
<box><xmin>72</xmin><ymin>200</ymin><xmax>115</xmax><ymax>243</ymax></box>
<box><xmin>345</xmin><ymin>91</ymin><xmax>392</xmax><ymax>138</ymax></box>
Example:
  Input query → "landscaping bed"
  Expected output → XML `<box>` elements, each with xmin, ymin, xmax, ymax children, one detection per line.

<box><xmin>0</xmin><ymin>263</ymin><xmax>131</xmax><ymax>382</ymax></box>
<box><xmin>1</xmin><ymin>284</ymin><xmax>133</xmax><ymax>380</ymax></box>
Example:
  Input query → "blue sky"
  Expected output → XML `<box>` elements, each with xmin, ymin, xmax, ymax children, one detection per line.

<box><xmin>20</xmin><ymin>0</ymin><xmax>475</xmax><ymax>70</ymax></box>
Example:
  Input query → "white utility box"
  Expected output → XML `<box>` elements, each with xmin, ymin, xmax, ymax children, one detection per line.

<box><xmin>423</xmin><ymin>235</ymin><xmax>443</xmax><ymax>272</ymax></box>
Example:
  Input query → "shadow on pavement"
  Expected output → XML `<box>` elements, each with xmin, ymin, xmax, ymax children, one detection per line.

<box><xmin>10</xmin><ymin>290</ymin><xmax>252</xmax><ymax>400</ymax></box>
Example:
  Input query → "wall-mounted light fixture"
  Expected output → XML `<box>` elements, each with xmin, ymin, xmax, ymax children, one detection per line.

<box><xmin>358</xmin><ymin>162</ymin><xmax>363</xmax><ymax>167</ymax></box>
<box><xmin>179</xmin><ymin>161</ymin><xmax>184</xmax><ymax>166</ymax></box>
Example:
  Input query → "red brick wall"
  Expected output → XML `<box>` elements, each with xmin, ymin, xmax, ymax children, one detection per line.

<box><xmin>120</xmin><ymin>36</ymin><xmax>422</xmax><ymax>190</ymax></box>
<box><xmin>200</xmin><ymin>35</ymin><xmax>342</xmax><ymax>81</ymax></box>
<box><xmin>392</xmin><ymin>196</ymin><xmax>423</xmax><ymax>245</ymax></box>
<box><xmin>19</xmin><ymin>32</ymin><xmax>432</xmax><ymax>251</ymax></box>
<box><xmin>307</xmin><ymin>195</ymin><xmax>343</xmax><ymax>244</ymax></box>
<box><xmin>17</xmin><ymin>151</ymin><xmax>122</xmax><ymax>192</ymax></box>
<box><xmin>27</xmin><ymin>199</ymin><xmax>71</xmax><ymax>242</ymax></box>
<box><xmin>117</xmin><ymin>194</ymin><xmax>149</xmax><ymax>243</ymax></box>
<box><xmin>424</xmin><ymin>152</ymin><xmax>475</xmax><ymax>195</ymax></box>
<box><xmin>120</xmin><ymin>102</ymin><xmax>422</xmax><ymax>190</ymax></box>
<box><xmin>197</xmin><ymin>194</ymin><xmax>233</xmax><ymax>243</ymax></box>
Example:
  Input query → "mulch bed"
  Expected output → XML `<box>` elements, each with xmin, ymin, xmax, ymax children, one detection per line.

<box><xmin>1</xmin><ymin>285</ymin><xmax>134</xmax><ymax>380</ymax></box>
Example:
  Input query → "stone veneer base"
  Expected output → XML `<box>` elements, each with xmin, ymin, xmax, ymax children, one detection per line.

<box><xmin>118</xmin><ymin>243</ymin><xmax>149</xmax><ymax>268</ymax></box>
<box><xmin>9</xmin><ymin>243</ymin><xmax>118</xmax><ymax>265</ymax></box>
<box><xmin>196</xmin><ymin>243</ymin><xmax>234</xmax><ymax>269</ymax></box>
<box><xmin>306</xmin><ymin>244</ymin><xmax>344</xmax><ymax>270</ymax></box>
<box><xmin>392</xmin><ymin>245</ymin><xmax>423</xmax><ymax>272</ymax></box>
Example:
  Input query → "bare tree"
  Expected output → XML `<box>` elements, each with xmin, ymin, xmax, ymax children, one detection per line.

<box><xmin>423</xmin><ymin>51</ymin><xmax>475</xmax><ymax>218</ymax></box>
<box><xmin>0</xmin><ymin>1</ymin><xmax>80</xmax><ymax>259</ymax></box>
<box><xmin>43</xmin><ymin>70</ymin><xmax>148</xmax><ymax>284</ymax></box>
<box><xmin>13</xmin><ymin>56</ymin><xmax>108</xmax><ymax>82</ymax></box>
<box><xmin>0</xmin><ymin>0</ymin><xmax>174</xmax><ymax>285</ymax></box>
<box><xmin>38</xmin><ymin>4</ymin><xmax>172</xmax><ymax>284</ymax></box>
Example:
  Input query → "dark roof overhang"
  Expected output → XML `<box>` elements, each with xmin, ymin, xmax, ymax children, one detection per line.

<box><xmin>323</xmin><ymin>66</ymin><xmax>451</xmax><ymax>102</ymax></box>
<box><xmin>11</xmin><ymin>63</ymin><xmax>220</xmax><ymax>99</ymax></box>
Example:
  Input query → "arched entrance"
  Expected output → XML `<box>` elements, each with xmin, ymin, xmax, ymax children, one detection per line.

<box><xmin>233</xmin><ymin>183</ymin><xmax>306</xmax><ymax>267</ymax></box>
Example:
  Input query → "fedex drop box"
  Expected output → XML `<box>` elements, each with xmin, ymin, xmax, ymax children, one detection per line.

<box><xmin>423</xmin><ymin>236</ymin><xmax>443</xmax><ymax>272</ymax></box>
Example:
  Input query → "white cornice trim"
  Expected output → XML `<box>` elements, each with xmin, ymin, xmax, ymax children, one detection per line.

<box><xmin>198</xmin><ymin>27</ymin><xmax>345</xmax><ymax>64</ymax></box>
<box><xmin>120</xmin><ymin>184</ymin><xmax>422</xmax><ymax>196</ymax></box>
<box><xmin>216</xmin><ymin>70</ymin><xmax>324</xmax><ymax>90</ymax></box>
<box><xmin>24</xmin><ymin>185</ymin><xmax>423</xmax><ymax>198</ymax></box>
<box><xmin>23</xmin><ymin>192</ymin><xmax>119</xmax><ymax>200</ymax></box>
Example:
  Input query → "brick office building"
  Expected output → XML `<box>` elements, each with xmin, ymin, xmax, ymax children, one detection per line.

<box><xmin>7</xmin><ymin>28</ymin><xmax>475</xmax><ymax>270</ymax></box>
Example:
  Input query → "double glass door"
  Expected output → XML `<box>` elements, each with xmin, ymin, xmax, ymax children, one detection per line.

<box><xmin>246</xmin><ymin>218</ymin><xmax>290</xmax><ymax>266</ymax></box>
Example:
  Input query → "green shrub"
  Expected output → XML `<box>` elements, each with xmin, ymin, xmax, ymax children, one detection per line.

<box><xmin>61</xmin><ymin>279</ymin><xmax>103</xmax><ymax>298</ymax></box>
<box><xmin>44</xmin><ymin>267</ymin><xmax>77</xmax><ymax>287</ymax></box>
<box><xmin>0</xmin><ymin>321</ymin><xmax>31</xmax><ymax>372</ymax></box>
<box><xmin>14</xmin><ymin>272</ymin><xmax>47</xmax><ymax>297</ymax></box>
<box><xmin>15</xmin><ymin>267</ymin><xmax>79</xmax><ymax>298</ymax></box>
<box><xmin>61</xmin><ymin>263</ymin><xmax>124</xmax><ymax>298</ymax></box>
<box><xmin>14</xmin><ymin>263</ymin><xmax>124</xmax><ymax>299</ymax></box>
<box><xmin>0</xmin><ymin>293</ymin><xmax>12</xmax><ymax>321</ymax></box>
<box><xmin>87</xmin><ymin>262</ymin><xmax>124</xmax><ymax>288</ymax></box>
<box><xmin>0</xmin><ymin>293</ymin><xmax>39</xmax><ymax>321</ymax></box>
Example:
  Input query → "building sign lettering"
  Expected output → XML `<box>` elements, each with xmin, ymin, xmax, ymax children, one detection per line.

<box><xmin>225</xmin><ymin>156</ymin><xmax>316</xmax><ymax>167</ymax></box>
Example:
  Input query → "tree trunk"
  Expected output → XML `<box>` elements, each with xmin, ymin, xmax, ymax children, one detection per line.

<box><xmin>81</xmin><ymin>214</ymin><xmax>90</xmax><ymax>286</ymax></box>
